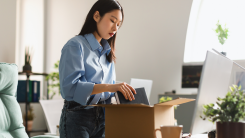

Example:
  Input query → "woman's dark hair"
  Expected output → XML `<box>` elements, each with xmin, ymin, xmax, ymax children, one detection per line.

<box><xmin>78</xmin><ymin>0</ymin><xmax>124</xmax><ymax>63</ymax></box>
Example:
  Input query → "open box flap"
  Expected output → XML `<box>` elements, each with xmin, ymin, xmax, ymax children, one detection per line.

<box><xmin>155</xmin><ymin>98</ymin><xmax>195</xmax><ymax>106</ymax></box>
<box><xmin>91</xmin><ymin>103</ymin><xmax>151</xmax><ymax>108</ymax></box>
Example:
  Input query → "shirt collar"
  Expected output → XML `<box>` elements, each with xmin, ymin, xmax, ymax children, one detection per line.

<box><xmin>84</xmin><ymin>33</ymin><xmax>111</xmax><ymax>56</ymax></box>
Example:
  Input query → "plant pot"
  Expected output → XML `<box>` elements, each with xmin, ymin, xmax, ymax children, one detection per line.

<box><xmin>24</xmin><ymin>120</ymin><xmax>33</xmax><ymax>131</ymax></box>
<box><xmin>216</xmin><ymin>122</ymin><xmax>245</xmax><ymax>138</ymax></box>
<box><xmin>23</xmin><ymin>64</ymin><xmax>32</xmax><ymax>73</ymax></box>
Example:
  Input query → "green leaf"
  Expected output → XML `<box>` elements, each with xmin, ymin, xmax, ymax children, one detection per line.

<box><xmin>230</xmin><ymin>86</ymin><xmax>235</xmax><ymax>92</ymax></box>
<box><xmin>238</xmin><ymin>85</ymin><xmax>242</xmax><ymax>90</ymax></box>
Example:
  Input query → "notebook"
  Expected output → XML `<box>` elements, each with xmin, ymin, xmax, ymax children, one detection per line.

<box><xmin>114</xmin><ymin>87</ymin><xmax>150</xmax><ymax>105</ymax></box>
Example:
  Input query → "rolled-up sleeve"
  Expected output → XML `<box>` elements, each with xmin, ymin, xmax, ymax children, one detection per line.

<box><xmin>59</xmin><ymin>44</ymin><xmax>95</xmax><ymax>106</ymax></box>
<box><xmin>112</xmin><ymin>62</ymin><xmax>116</xmax><ymax>84</ymax></box>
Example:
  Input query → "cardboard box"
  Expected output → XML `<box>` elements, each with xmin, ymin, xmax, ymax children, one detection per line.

<box><xmin>94</xmin><ymin>98</ymin><xmax>195</xmax><ymax>138</ymax></box>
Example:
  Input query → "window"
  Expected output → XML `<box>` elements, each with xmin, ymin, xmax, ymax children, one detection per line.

<box><xmin>184</xmin><ymin>0</ymin><xmax>245</xmax><ymax>63</ymax></box>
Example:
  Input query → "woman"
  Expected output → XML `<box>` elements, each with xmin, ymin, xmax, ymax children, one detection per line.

<box><xmin>59</xmin><ymin>0</ymin><xmax>136</xmax><ymax>138</ymax></box>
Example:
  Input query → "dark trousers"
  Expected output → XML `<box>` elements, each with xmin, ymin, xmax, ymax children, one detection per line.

<box><xmin>59</xmin><ymin>100</ymin><xmax>105</xmax><ymax>138</ymax></box>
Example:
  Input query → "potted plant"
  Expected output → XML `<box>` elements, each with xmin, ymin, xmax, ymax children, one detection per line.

<box><xmin>23</xmin><ymin>105</ymin><xmax>34</xmax><ymax>131</ymax></box>
<box><xmin>214</xmin><ymin>20</ymin><xmax>229</xmax><ymax>56</ymax></box>
<box><xmin>23</xmin><ymin>46</ymin><xmax>34</xmax><ymax>73</ymax></box>
<box><xmin>200</xmin><ymin>85</ymin><xmax>245</xmax><ymax>138</ymax></box>
<box><xmin>45</xmin><ymin>60</ymin><xmax>60</xmax><ymax>99</ymax></box>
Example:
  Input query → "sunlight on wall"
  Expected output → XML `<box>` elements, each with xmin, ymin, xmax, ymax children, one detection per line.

<box><xmin>16</xmin><ymin>0</ymin><xmax>44</xmax><ymax>72</ymax></box>
<box><xmin>184</xmin><ymin>0</ymin><xmax>245</xmax><ymax>63</ymax></box>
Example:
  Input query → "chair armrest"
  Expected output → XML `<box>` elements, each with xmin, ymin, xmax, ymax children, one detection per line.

<box><xmin>31</xmin><ymin>135</ymin><xmax>59</xmax><ymax>138</ymax></box>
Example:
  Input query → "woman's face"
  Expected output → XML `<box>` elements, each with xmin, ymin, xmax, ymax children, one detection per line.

<box><xmin>94</xmin><ymin>10</ymin><xmax>122</xmax><ymax>40</ymax></box>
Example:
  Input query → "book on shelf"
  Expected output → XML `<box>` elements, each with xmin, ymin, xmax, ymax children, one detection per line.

<box><xmin>32</xmin><ymin>81</ymin><xmax>40</xmax><ymax>102</ymax></box>
<box><xmin>17</xmin><ymin>80</ymin><xmax>40</xmax><ymax>102</ymax></box>
<box><xmin>114</xmin><ymin>87</ymin><xmax>150</xmax><ymax>105</ymax></box>
<box><xmin>28</xmin><ymin>80</ymin><xmax>32</xmax><ymax>102</ymax></box>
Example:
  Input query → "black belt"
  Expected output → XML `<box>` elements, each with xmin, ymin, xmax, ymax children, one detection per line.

<box><xmin>64</xmin><ymin>96</ymin><xmax>102</xmax><ymax>107</ymax></box>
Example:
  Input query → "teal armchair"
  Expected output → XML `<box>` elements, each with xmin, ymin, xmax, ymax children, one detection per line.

<box><xmin>0</xmin><ymin>63</ymin><xmax>59</xmax><ymax>138</ymax></box>
<box><xmin>0</xmin><ymin>63</ymin><xmax>28</xmax><ymax>138</ymax></box>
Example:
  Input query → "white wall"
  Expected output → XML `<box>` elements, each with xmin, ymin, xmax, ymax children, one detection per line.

<box><xmin>44</xmin><ymin>0</ymin><xmax>194</xmax><ymax>104</ymax></box>
<box><xmin>45</xmin><ymin>0</ymin><xmax>97</xmax><ymax>73</ymax></box>
<box><xmin>16</xmin><ymin>0</ymin><xmax>44</xmax><ymax>73</ymax></box>
<box><xmin>116</xmin><ymin>0</ymin><xmax>193</xmax><ymax>104</ymax></box>
<box><xmin>0</xmin><ymin>0</ymin><xmax>16</xmax><ymax>63</ymax></box>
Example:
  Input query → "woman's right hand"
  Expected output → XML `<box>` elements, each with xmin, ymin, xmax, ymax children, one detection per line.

<box><xmin>109</xmin><ymin>82</ymin><xmax>137</xmax><ymax>101</ymax></box>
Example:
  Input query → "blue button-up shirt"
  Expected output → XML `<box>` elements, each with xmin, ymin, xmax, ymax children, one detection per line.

<box><xmin>59</xmin><ymin>33</ymin><xmax>116</xmax><ymax>109</ymax></box>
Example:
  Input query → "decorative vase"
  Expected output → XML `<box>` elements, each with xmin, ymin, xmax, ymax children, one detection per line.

<box><xmin>216</xmin><ymin>122</ymin><xmax>245</xmax><ymax>138</ymax></box>
<box><xmin>56</xmin><ymin>125</ymin><xmax>60</xmax><ymax>136</ymax></box>
<box><xmin>24</xmin><ymin>120</ymin><xmax>33</xmax><ymax>131</ymax></box>
<box><xmin>23</xmin><ymin>64</ymin><xmax>32</xmax><ymax>73</ymax></box>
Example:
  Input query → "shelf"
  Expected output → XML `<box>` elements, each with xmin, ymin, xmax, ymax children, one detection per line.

<box><xmin>18</xmin><ymin>72</ymin><xmax>49</xmax><ymax>137</ymax></box>
<box><xmin>19</xmin><ymin>102</ymin><xmax>39</xmax><ymax>103</ymax></box>
<box><xmin>28</xmin><ymin>129</ymin><xmax>48</xmax><ymax>132</ymax></box>
<box><xmin>18</xmin><ymin>72</ymin><xmax>48</xmax><ymax>76</ymax></box>
<box><xmin>27</xmin><ymin>129</ymin><xmax>48</xmax><ymax>133</ymax></box>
